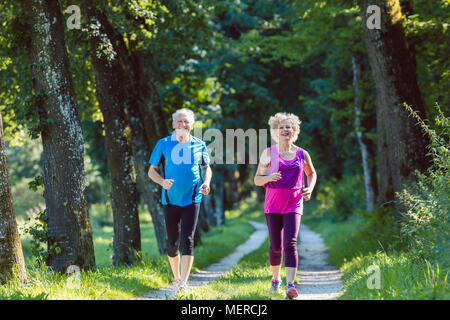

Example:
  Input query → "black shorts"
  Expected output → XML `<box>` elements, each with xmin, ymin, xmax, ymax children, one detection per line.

<box><xmin>164</xmin><ymin>203</ymin><xmax>200</xmax><ymax>257</ymax></box>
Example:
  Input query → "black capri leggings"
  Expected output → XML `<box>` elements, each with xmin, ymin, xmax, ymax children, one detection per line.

<box><xmin>164</xmin><ymin>203</ymin><xmax>200</xmax><ymax>257</ymax></box>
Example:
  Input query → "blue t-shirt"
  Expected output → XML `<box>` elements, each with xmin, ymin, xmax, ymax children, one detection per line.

<box><xmin>149</xmin><ymin>134</ymin><xmax>210</xmax><ymax>206</ymax></box>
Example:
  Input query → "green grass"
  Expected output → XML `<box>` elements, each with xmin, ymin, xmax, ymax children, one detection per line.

<box><xmin>175</xmin><ymin>238</ymin><xmax>285</xmax><ymax>300</ymax></box>
<box><xmin>1</xmin><ymin>199</ymin><xmax>263</xmax><ymax>300</ymax></box>
<box><xmin>303</xmin><ymin>207</ymin><xmax>449</xmax><ymax>300</ymax></box>
<box><xmin>302</xmin><ymin>212</ymin><xmax>398</xmax><ymax>268</ymax></box>
<box><xmin>340</xmin><ymin>251</ymin><xmax>448</xmax><ymax>300</ymax></box>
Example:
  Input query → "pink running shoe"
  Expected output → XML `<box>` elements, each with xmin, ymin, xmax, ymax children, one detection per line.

<box><xmin>286</xmin><ymin>282</ymin><xmax>299</xmax><ymax>300</ymax></box>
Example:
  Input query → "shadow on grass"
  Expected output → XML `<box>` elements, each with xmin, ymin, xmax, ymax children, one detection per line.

<box><xmin>8</xmin><ymin>198</ymin><xmax>266</xmax><ymax>300</ymax></box>
<box><xmin>1</xmin><ymin>291</ymin><xmax>48</xmax><ymax>300</ymax></box>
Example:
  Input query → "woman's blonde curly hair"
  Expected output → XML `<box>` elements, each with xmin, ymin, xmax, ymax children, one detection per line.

<box><xmin>268</xmin><ymin>112</ymin><xmax>302</xmax><ymax>143</ymax></box>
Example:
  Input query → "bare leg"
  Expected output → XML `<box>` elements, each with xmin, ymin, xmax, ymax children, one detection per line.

<box><xmin>271</xmin><ymin>264</ymin><xmax>282</xmax><ymax>280</ymax></box>
<box><xmin>285</xmin><ymin>267</ymin><xmax>297</xmax><ymax>284</ymax></box>
<box><xmin>168</xmin><ymin>255</ymin><xmax>180</xmax><ymax>281</ymax></box>
<box><xmin>180</xmin><ymin>255</ymin><xmax>194</xmax><ymax>283</ymax></box>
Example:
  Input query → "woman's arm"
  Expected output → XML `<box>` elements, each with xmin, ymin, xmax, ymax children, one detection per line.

<box><xmin>254</xmin><ymin>148</ymin><xmax>281</xmax><ymax>186</ymax></box>
<box><xmin>302</xmin><ymin>150</ymin><xmax>317</xmax><ymax>201</ymax></box>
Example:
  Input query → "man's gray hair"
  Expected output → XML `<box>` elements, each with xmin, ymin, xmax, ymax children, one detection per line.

<box><xmin>172</xmin><ymin>108</ymin><xmax>195</xmax><ymax>124</ymax></box>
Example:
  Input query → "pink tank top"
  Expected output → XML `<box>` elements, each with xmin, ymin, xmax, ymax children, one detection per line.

<box><xmin>264</xmin><ymin>145</ymin><xmax>304</xmax><ymax>214</ymax></box>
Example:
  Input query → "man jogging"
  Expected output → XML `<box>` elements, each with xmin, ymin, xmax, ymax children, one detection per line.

<box><xmin>148</xmin><ymin>108</ymin><xmax>212</xmax><ymax>292</ymax></box>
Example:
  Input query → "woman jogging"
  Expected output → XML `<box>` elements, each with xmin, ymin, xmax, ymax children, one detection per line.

<box><xmin>254</xmin><ymin>112</ymin><xmax>317</xmax><ymax>300</ymax></box>
<box><xmin>148</xmin><ymin>108</ymin><xmax>212</xmax><ymax>292</ymax></box>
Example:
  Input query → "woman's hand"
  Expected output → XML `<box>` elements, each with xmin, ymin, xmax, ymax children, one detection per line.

<box><xmin>268</xmin><ymin>171</ymin><xmax>282</xmax><ymax>183</ymax></box>
<box><xmin>162</xmin><ymin>179</ymin><xmax>174</xmax><ymax>190</ymax></box>
<box><xmin>302</xmin><ymin>187</ymin><xmax>312</xmax><ymax>201</ymax></box>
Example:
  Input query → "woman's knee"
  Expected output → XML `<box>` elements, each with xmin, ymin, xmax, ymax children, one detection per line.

<box><xmin>270</xmin><ymin>245</ymin><xmax>283</xmax><ymax>256</ymax></box>
<box><xmin>283</xmin><ymin>239</ymin><xmax>297</xmax><ymax>253</ymax></box>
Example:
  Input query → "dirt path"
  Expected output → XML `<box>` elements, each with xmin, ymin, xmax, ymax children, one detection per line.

<box><xmin>296</xmin><ymin>224</ymin><xmax>343</xmax><ymax>300</ymax></box>
<box><xmin>137</xmin><ymin>221</ymin><xmax>343</xmax><ymax>300</ymax></box>
<box><xmin>138</xmin><ymin>221</ymin><xmax>268</xmax><ymax>300</ymax></box>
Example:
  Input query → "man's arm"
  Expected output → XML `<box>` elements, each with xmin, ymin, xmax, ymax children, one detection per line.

<box><xmin>200</xmin><ymin>164</ymin><xmax>212</xmax><ymax>195</ymax></box>
<box><xmin>148</xmin><ymin>165</ymin><xmax>173</xmax><ymax>190</ymax></box>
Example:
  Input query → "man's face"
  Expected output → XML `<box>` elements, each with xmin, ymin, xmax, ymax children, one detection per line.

<box><xmin>172</xmin><ymin>113</ymin><xmax>193</xmax><ymax>132</ymax></box>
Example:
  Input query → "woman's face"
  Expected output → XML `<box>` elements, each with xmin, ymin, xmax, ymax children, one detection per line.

<box><xmin>277</xmin><ymin>120</ymin><xmax>295</xmax><ymax>143</ymax></box>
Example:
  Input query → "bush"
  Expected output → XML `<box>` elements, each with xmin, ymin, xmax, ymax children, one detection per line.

<box><xmin>90</xmin><ymin>202</ymin><xmax>114</xmax><ymax>227</ymax></box>
<box><xmin>11</xmin><ymin>177</ymin><xmax>45</xmax><ymax>219</ymax></box>
<box><xmin>315</xmin><ymin>174</ymin><xmax>366</xmax><ymax>222</ymax></box>
<box><xmin>399</xmin><ymin>104</ymin><xmax>449</xmax><ymax>267</ymax></box>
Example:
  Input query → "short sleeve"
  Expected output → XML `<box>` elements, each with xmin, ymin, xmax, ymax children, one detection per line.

<box><xmin>201</xmin><ymin>142</ymin><xmax>210</xmax><ymax>166</ymax></box>
<box><xmin>149</xmin><ymin>139</ymin><xmax>164</xmax><ymax>167</ymax></box>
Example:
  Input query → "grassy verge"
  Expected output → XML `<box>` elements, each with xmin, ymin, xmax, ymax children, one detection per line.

<box><xmin>303</xmin><ymin>205</ymin><xmax>449</xmax><ymax>300</ymax></box>
<box><xmin>175</xmin><ymin>238</ymin><xmax>282</xmax><ymax>300</ymax></box>
<box><xmin>1</xmin><ymin>200</ymin><xmax>263</xmax><ymax>300</ymax></box>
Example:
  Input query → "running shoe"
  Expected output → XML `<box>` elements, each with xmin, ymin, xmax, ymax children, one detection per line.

<box><xmin>269</xmin><ymin>278</ymin><xmax>282</xmax><ymax>295</ymax></box>
<box><xmin>177</xmin><ymin>280</ymin><xmax>187</xmax><ymax>293</ymax></box>
<box><xmin>286</xmin><ymin>281</ymin><xmax>299</xmax><ymax>300</ymax></box>
<box><xmin>170</xmin><ymin>279</ymin><xmax>180</xmax><ymax>288</ymax></box>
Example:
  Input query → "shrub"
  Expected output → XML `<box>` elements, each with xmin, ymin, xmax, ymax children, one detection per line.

<box><xmin>399</xmin><ymin>104</ymin><xmax>449</xmax><ymax>268</ymax></box>
<box><xmin>315</xmin><ymin>174</ymin><xmax>366</xmax><ymax>222</ymax></box>
<box><xmin>90</xmin><ymin>202</ymin><xmax>114</xmax><ymax>227</ymax></box>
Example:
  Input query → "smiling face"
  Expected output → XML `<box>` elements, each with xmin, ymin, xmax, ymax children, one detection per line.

<box><xmin>172</xmin><ymin>112</ymin><xmax>194</xmax><ymax>134</ymax></box>
<box><xmin>277</xmin><ymin>119</ymin><xmax>295</xmax><ymax>143</ymax></box>
<box><xmin>268</xmin><ymin>112</ymin><xmax>301</xmax><ymax>144</ymax></box>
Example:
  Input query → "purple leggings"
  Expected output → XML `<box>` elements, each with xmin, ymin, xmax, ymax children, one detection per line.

<box><xmin>265</xmin><ymin>212</ymin><xmax>301</xmax><ymax>268</ymax></box>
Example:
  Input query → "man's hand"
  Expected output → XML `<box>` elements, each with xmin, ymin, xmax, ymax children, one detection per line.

<box><xmin>199</xmin><ymin>183</ymin><xmax>210</xmax><ymax>195</ymax></box>
<box><xmin>162</xmin><ymin>179</ymin><xmax>174</xmax><ymax>190</ymax></box>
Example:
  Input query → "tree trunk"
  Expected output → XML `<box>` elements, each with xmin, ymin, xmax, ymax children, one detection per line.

<box><xmin>201</xmin><ymin>191</ymin><xmax>214</xmax><ymax>229</ymax></box>
<box><xmin>359</xmin><ymin>0</ymin><xmax>431</xmax><ymax>222</ymax></box>
<box><xmin>0</xmin><ymin>112</ymin><xmax>26</xmax><ymax>284</ymax></box>
<box><xmin>85</xmin><ymin>8</ymin><xmax>169</xmax><ymax>255</ymax></box>
<box><xmin>352</xmin><ymin>53</ymin><xmax>377</xmax><ymax>213</ymax></box>
<box><xmin>131</xmin><ymin>53</ymin><xmax>168</xmax><ymax>147</ymax></box>
<box><xmin>376</xmin><ymin>96</ymin><xmax>395</xmax><ymax>209</ymax></box>
<box><xmin>399</xmin><ymin>0</ymin><xmax>417</xmax><ymax>69</ymax></box>
<box><xmin>238</xmin><ymin>163</ymin><xmax>251</xmax><ymax>201</ymax></box>
<box><xmin>127</xmin><ymin>52</ymin><xmax>170</xmax><ymax>254</ymax></box>
<box><xmin>211</xmin><ymin>174</ymin><xmax>225</xmax><ymax>226</ymax></box>
<box><xmin>225</xmin><ymin>167</ymin><xmax>240</xmax><ymax>209</ymax></box>
<box><xmin>198</xmin><ymin>199</ymin><xmax>211</xmax><ymax>234</ymax></box>
<box><xmin>127</xmin><ymin>100</ymin><xmax>168</xmax><ymax>254</ymax></box>
<box><xmin>88</xmin><ymin>8</ymin><xmax>141</xmax><ymax>265</ymax></box>
<box><xmin>20</xmin><ymin>0</ymin><xmax>95</xmax><ymax>272</ymax></box>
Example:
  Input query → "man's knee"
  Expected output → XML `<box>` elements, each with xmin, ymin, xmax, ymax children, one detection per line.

<box><xmin>181</xmin><ymin>235</ymin><xmax>194</xmax><ymax>256</ymax></box>
<box><xmin>167</xmin><ymin>242</ymin><xmax>179</xmax><ymax>257</ymax></box>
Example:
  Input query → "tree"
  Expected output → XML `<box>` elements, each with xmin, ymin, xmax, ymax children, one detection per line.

<box><xmin>87</xmin><ymin>6</ymin><xmax>141</xmax><ymax>264</ymax></box>
<box><xmin>358</xmin><ymin>0</ymin><xmax>431</xmax><ymax>221</ymax></box>
<box><xmin>352</xmin><ymin>52</ymin><xmax>377</xmax><ymax>212</ymax></box>
<box><xmin>83</xmin><ymin>3</ymin><xmax>171</xmax><ymax>254</ymax></box>
<box><xmin>119</xmin><ymin>0</ymin><xmax>223</xmax><ymax>246</ymax></box>
<box><xmin>0</xmin><ymin>111</ymin><xmax>26</xmax><ymax>284</ymax></box>
<box><xmin>20</xmin><ymin>0</ymin><xmax>95</xmax><ymax>272</ymax></box>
